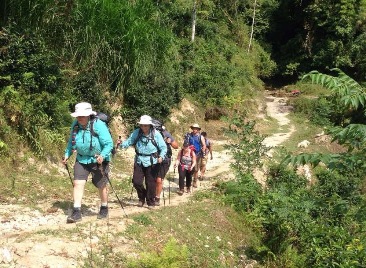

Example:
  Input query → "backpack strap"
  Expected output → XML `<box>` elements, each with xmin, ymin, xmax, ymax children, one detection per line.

<box><xmin>71</xmin><ymin>121</ymin><xmax>79</xmax><ymax>152</ymax></box>
<box><xmin>89</xmin><ymin>117</ymin><xmax>98</xmax><ymax>151</ymax></box>
<box><xmin>134</xmin><ymin>128</ymin><xmax>160</xmax><ymax>165</ymax></box>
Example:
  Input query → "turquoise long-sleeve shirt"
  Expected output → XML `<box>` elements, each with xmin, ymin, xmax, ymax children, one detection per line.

<box><xmin>121</xmin><ymin>127</ymin><xmax>167</xmax><ymax>167</ymax></box>
<box><xmin>64</xmin><ymin>119</ymin><xmax>113</xmax><ymax>164</ymax></box>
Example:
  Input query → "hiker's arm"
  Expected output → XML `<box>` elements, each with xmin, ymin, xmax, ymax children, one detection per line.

<box><xmin>170</xmin><ymin>140</ymin><xmax>179</xmax><ymax>149</ymax></box>
<box><xmin>174</xmin><ymin>150</ymin><xmax>182</xmax><ymax>168</ymax></box>
<box><xmin>209</xmin><ymin>142</ymin><xmax>213</xmax><ymax>159</ymax></box>
<box><xmin>165</xmin><ymin>132</ymin><xmax>179</xmax><ymax>149</ymax></box>
<box><xmin>155</xmin><ymin>132</ymin><xmax>167</xmax><ymax>161</ymax></box>
<box><xmin>200</xmin><ymin>136</ymin><xmax>206</xmax><ymax>154</ymax></box>
<box><xmin>191</xmin><ymin>152</ymin><xmax>196</xmax><ymax>170</ymax></box>
<box><xmin>121</xmin><ymin>129</ymin><xmax>139</xmax><ymax>149</ymax></box>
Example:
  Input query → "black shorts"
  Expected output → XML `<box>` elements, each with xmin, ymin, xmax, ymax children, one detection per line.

<box><xmin>157</xmin><ymin>158</ymin><xmax>171</xmax><ymax>179</ymax></box>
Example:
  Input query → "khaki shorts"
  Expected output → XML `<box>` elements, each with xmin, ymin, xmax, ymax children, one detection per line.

<box><xmin>200</xmin><ymin>155</ymin><xmax>208</xmax><ymax>168</ymax></box>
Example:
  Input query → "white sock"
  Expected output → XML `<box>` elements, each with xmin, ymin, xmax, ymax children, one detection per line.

<box><xmin>73</xmin><ymin>203</ymin><xmax>81</xmax><ymax>208</ymax></box>
<box><xmin>101</xmin><ymin>203</ymin><xmax>108</xmax><ymax>207</ymax></box>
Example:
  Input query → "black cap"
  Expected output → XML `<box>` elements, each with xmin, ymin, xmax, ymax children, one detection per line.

<box><xmin>183</xmin><ymin>140</ymin><xmax>189</xmax><ymax>147</ymax></box>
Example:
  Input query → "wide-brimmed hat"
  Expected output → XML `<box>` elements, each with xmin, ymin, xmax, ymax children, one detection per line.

<box><xmin>70</xmin><ymin>102</ymin><xmax>97</xmax><ymax>117</ymax></box>
<box><xmin>190</xmin><ymin>123</ymin><xmax>201</xmax><ymax>130</ymax></box>
<box><xmin>138</xmin><ymin>115</ymin><xmax>153</xmax><ymax>125</ymax></box>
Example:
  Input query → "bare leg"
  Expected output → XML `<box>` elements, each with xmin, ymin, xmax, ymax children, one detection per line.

<box><xmin>156</xmin><ymin>177</ymin><xmax>163</xmax><ymax>198</ymax></box>
<box><xmin>73</xmin><ymin>180</ymin><xmax>86</xmax><ymax>207</ymax></box>
<box><xmin>98</xmin><ymin>185</ymin><xmax>108</xmax><ymax>204</ymax></box>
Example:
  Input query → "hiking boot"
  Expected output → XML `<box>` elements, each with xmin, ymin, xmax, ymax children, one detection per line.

<box><xmin>198</xmin><ymin>175</ymin><xmax>203</xmax><ymax>181</ymax></box>
<box><xmin>186</xmin><ymin>187</ymin><xmax>191</xmax><ymax>193</ymax></box>
<box><xmin>155</xmin><ymin>197</ymin><xmax>160</xmax><ymax>206</ymax></box>
<box><xmin>193</xmin><ymin>180</ymin><xmax>198</xmax><ymax>188</ymax></box>
<box><xmin>97</xmin><ymin>206</ymin><xmax>108</xmax><ymax>219</ymax></box>
<box><xmin>67</xmin><ymin>208</ymin><xmax>82</xmax><ymax>223</ymax></box>
<box><xmin>137</xmin><ymin>200</ymin><xmax>145</xmax><ymax>207</ymax></box>
<box><xmin>177</xmin><ymin>189</ymin><xmax>184</xmax><ymax>196</ymax></box>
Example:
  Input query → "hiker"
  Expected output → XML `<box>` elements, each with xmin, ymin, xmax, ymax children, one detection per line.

<box><xmin>185</xmin><ymin>123</ymin><xmax>206</xmax><ymax>187</ymax></box>
<box><xmin>199</xmin><ymin>131</ymin><xmax>213</xmax><ymax>180</ymax></box>
<box><xmin>174</xmin><ymin>140</ymin><xmax>196</xmax><ymax>195</ymax></box>
<box><xmin>155</xmin><ymin>124</ymin><xmax>179</xmax><ymax>206</ymax></box>
<box><xmin>63</xmin><ymin>102</ymin><xmax>114</xmax><ymax>223</ymax></box>
<box><xmin>119</xmin><ymin>115</ymin><xmax>167</xmax><ymax>209</ymax></box>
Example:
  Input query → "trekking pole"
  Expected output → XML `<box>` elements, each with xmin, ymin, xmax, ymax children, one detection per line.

<box><xmin>129</xmin><ymin>185</ymin><xmax>134</xmax><ymax>201</ymax></box>
<box><xmin>106</xmin><ymin>172</ymin><xmax>128</xmax><ymax>218</ymax></box>
<box><xmin>170</xmin><ymin>168</ymin><xmax>174</xmax><ymax>205</ymax></box>
<box><xmin>63</xmin><ymin>158</ymin><xmax>74</xmax><ymax>188</ymax></box>
<box><xmin>161</xmin><ymin>163</ymin><xmax>166</xmax><ymax>207</ymax></box>
<box><xmin>96</xmin><ymin>156</ymin><xmax>128</xmax><ymax>218</ymax></box>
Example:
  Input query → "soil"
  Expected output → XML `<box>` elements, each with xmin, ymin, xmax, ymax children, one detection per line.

<box><xmin>0</xmin><ymin>94</ymin><xmax>294</xmax><ymax>267</ymax></box>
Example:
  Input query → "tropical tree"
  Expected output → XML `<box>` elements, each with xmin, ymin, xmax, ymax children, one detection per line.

<box><xmin>282</xmin><ymin>69</ymin><xmax>366</xmax><ymax>173</ymax></box>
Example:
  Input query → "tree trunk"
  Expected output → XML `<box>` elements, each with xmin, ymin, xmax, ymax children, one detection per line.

<box><xmin>248</xmin><ymin>0</ymin><xmax>257</xmax><ymax>53</ymax></box>
<box><xmin>191</xmin><ymin>0</ymin><xmax>197</xmax><ymax>42</ymax></box>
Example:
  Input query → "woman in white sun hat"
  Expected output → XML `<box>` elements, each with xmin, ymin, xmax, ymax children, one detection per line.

<box><xmin>63</xmin><ymin>102</ymin><xmax>113</xmax><ymax>223</ymax></box>
<box><xmin>119</xmin><ymin>115</ymin><xmax>167</xmax><ymax>209</ymax></box>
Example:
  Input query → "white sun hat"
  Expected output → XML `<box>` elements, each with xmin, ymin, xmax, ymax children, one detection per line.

<box><xmin>190</xmin><ymin>123</ymin><xmax>201</xmax><ymax>130</ymax></box>
<box><xmin>138</xmin><ymin>115</ymin><xmax>153</xmax><ymax>125</ymax></box>
<box><xmin>70</xmin><ymin>102</ymin><xmax>97</xmax><ymax>117</ymax></box>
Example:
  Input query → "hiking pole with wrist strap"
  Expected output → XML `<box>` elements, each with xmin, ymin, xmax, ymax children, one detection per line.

<box><xmin>96</xmin><ymin>156</ymin><xmax>128</xmax><ymax>218</ymax></box>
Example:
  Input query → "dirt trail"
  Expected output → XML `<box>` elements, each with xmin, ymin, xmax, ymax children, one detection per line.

<box><xmin>0</xmin><ymin>95</ymin><xmax>294</xmax><ymax>267</ymax></box>
<box><xmin>262</xmin><ymin>95</ymin><xmax>296</xmax><ymax>147</ymax></box>
<box><xmin>0</xmin><ymin>146</ymin><xmax>233</xmax><ymax>267</ymax></box>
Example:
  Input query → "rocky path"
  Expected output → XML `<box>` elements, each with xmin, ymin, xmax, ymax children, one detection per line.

<box><xmin>0</xmin><ymin>145</ymin><xmax>233</xmax><ymax>267</ymax></box>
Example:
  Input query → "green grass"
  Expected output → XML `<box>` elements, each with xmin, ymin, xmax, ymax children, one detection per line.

<box><xmin>118</xmin><ymin>200</ymin><xmax>259</xmax><ymax>267</ymax></box>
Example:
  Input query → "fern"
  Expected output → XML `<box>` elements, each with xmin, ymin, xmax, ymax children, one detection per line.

<box><xmin>328</xmin><ymin>124</ymin><xmax>366</xmax><ymax>151</ymax></box>
<box><xmin>302</xmin><ymin>68</ymin><xmax>366</xmax><ymax>111</ymax></box>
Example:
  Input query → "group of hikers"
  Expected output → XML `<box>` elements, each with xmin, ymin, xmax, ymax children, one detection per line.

<box><xmin>62</xmin><ymin>102</ymin><xmax>213</xmax><ymax>223</ymax></box>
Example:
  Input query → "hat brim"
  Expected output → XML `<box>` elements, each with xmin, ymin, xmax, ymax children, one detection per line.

<box><xmin>138</xmin><ymin>120</ymin><xmax>152</xmax><ymax>125</ymax></box>
<box><xmin>71</xmin><ymin>111</ymin><xmax>97</xmax><ymax>117</ymax></box>
<box><xmin>190</xmin><ymin>126</ymin><xmax>201</xmax><ymax>130</ymax></box>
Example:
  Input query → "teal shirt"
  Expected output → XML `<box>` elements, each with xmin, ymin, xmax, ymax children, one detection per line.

<box><xmin>64</xmin><ymin>119</ymin><xmax>113</xmax><ymax>164</ymax></box>
<box><xmin>121</xmin><ymin>127</ymin><xmax>167</xmax><ymax>167</ymax></box>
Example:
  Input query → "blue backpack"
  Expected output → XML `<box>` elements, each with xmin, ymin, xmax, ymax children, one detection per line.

<box><xmin>185</xmin><ymin>132</ymin><xmax>202</xmax><ymax>154</ymax></box>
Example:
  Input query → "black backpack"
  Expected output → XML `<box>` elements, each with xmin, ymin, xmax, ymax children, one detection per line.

<box><xmin>89</xmin><ymin>112</ymin><xmax>116</xmax><ymax>155</ymax></box>
<box><xmin>151</xmin><ymin>118</ymin><xmax>172</xmax><ymax>158</ymax></box>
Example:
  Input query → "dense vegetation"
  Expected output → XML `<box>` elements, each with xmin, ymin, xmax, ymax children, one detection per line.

<box><xmin>2</xmin><ymin>0</ymin><xmax>366</xmax><ymax>157</ymax></box>
<box><xmin>222</xmin><ymin>110</ymin><xmax>366</xmax><ymax>267</ymax></box>
<box><xmin>2</xmin><ymin>1</ymin><xmax>366</xmax><ymax>267</ymax></box>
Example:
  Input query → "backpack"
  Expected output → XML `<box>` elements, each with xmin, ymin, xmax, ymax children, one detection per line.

<box><xmin>179</xmin><ymin>148</ymin><xmax>194</xmax><ymax>167</ymax></box>
<box><xmin>184</xmin><ymin>132</ymin><xmax>202</xmax><ymax>154</ymax></box>
<box><xmin>72</xmin><ymin>112</ymin><xmax>116</xmax><ymax>156</ymax></box>
<box><xmin>151</xmin><ymin>118</ymin><xmax>172</xmax><ymax>158</ymax></box>
<box><xmin>132</xmin><ymin>127</ymin><xmax>160</xmax><ymax>157</ymax></box>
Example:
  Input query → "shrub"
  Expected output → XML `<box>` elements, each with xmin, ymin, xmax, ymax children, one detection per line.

<box><xmin>0</xmin><ymin>28</ymin><xmax>71</xmax><ymax>157</ymax></box>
